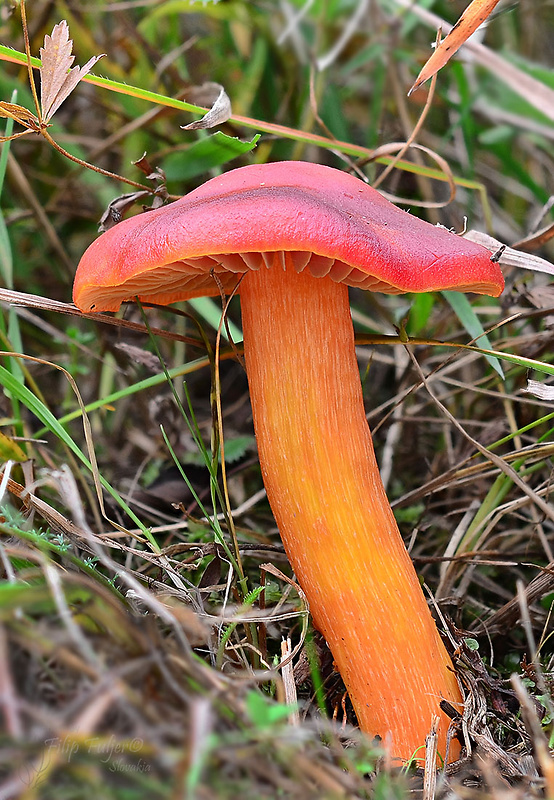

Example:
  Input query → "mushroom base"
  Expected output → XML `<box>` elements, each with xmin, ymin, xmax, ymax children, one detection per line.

<box><xmin>239</xmin><ymin>260</ymin><xmax>462</xmax><ymax>763</ymax></box>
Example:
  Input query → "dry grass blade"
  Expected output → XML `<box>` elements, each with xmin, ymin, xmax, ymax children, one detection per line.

<box><xmin>409</xmin><ymin>0</ymin><xmax>502</xmax><ymax>95</ymax></box>
<box><xmin>404</xmin><ymin>349</ymin><xmax>554</xmax><ymax>525</ymax></box>
<box><xmin>0</xmin><ymin>287</ymin><xmax>205</xmax><ymax>346</ymax></box>
<box><xmin>464</xmin><ymin>231</ymin><xmax>554</xmax><ymax>276</ymax></box>
<box><xmin>260</xmin><ymin>563</ymin><xmax>309</xmax><ymax>668</ymax></box>
<box><xmin>510</xmin><ymin>675</ymin><xmax>554</xmax><ymax>797</ymax></box>
<box><xmin>280</xmin><ymin>637</ymin><xmax>300</xmax><ymax>726</ymax></box>
<box><xmin>315</xmin><ymin>0</ymin><xmax>370</xmax><ymax>71</ymax></box>
<box><xmin>423</xmin><ymin>716</ymin><xmax>439</xmax><ymax>800</ymax></box>
<box><xmin>7</xmin><ymin>151</ymin><xmax>75</xmax><ymax>276</ymax></box>
<box><xmin>39</xmin><ymin>20</ymin><xmax>105</xmax><ymax>122</ymax></box>
<box><xmin>373</xmin><ymin>47</ymin><xmax>439</xmax><ymax>193</ymax></box>
<box><xmin>0</xmin><ymin>624</ymin><xmax>22</xmax><ymax>739</ymax></box>
<box><xmin>472</xmin><ymin>562</ymin><xmax>554</xmax><ymax>636</ymax></box>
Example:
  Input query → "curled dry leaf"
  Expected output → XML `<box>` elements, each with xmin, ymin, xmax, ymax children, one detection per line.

<box><xmin>512</xmin><ymin>221</ymin><xmax>554</xmax><ymax>253</ymax></box>
<box><xmin>133</xmin><ymin>152</ymin><xmax>160</xmax><ymax>177</ymax></box>
<box><xmin>181</xmin><ymin>82</ymin><xmax>232</xmax><ymax>130</ymax></box>
<box><xmin>409</xmin><ymin>0</ymin><xmax>502</xmax><ymax>95</ymax></box>
<box><xmin>0</xmin><ymin>101</ymin><xmax>41</xmax><ymax>138</ymax></box>
<box><xmin>99</xmin><ymin>159</ymin><xmax>169</xmax><ymax>232</ymax></box>
<box><xmin>132</xmin><ymin>153</ymin><xmax>168</xmax><ymax>205</ymax></box>
<box><xmin>98</xmin><ymin>192</ymin><xmax>151</xmax><ymax>232</ymax></box>
<box><xmin>524</xmin><ymin>380</ymin><xmax>554</xmax><ymax>402</ymax></box>
<box><xmin>40</xmin><ymin>20</ymin><xmax>105</xmax><ymax>122</ymax></box>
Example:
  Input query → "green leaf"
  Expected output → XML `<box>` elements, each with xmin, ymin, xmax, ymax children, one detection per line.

<box><xmin>0</xmin><ymin>90</ymin><xmax>15</xmax><ymax>289</ymax></box>
<box><xmin>0</xmin><ymin>210</ymin><xmax>12</xmax><ymax>290</ymax></box>
<box><xmin>442</xmin><ymin>291</ymin><xmax>504</xmax><ymax>379</ymax></box>
<box><xmin>245</xmin><ymin>691</ymin><xmax>295</xmax><ymax>730</ymax></box>
<box><xmin>163</xmin><ymin>132</ymin><xmax>260</xmax><ymax>185</ymax></box>
<box><xmin>223</xmin><ymin>435</ymin><xmax>255</xmax><ymax>464</ymax></box>
<box><xmin>184</xmin><ymin>435</ymin><xmax>254</xmax><ymax>466</ymax></box>
<box><xmin>188</xmin><ymin>295</ymin><xmax>243</xmax><ymax>343</ymax></box>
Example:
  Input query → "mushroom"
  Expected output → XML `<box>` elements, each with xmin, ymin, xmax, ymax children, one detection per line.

<box><xmin>73</xmin><ymin>161</ymin><xmax>504</xmax><ymax>762</ymax></box>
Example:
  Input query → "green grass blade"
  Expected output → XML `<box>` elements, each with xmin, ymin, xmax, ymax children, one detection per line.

<box><xmin>442</xmin><ymin>291</ymin><xmax>504</xmax><ymax>378</ymax></box>
<box><xmin>188</xmin><ymin>296</ymin><xmax>242</xmax><ymax>343</ymax></box>
<box><xmin>0</xmin><ymin>89</ymin><xmax>16</xmax><ymax>197</ymax></box>
<box><xmin>0</xmin><ymin>90</ymin><xmax>15</xmax><ymax>289</ymax></box>
<box><xmin>0</xmin><ymin>360</ymin><xmax>157</xmax><ymax>547</ymax></box>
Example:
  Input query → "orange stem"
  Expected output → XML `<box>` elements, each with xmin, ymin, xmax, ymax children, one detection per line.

<box><xmin>239</xmin><ymin>261</ymin><xmax>462</xmax><ymax>763</ymax></box>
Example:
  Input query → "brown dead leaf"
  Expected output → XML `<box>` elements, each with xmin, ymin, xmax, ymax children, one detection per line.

<box><xmin>98</xmin><ymin>191</ymin><xmax>151</xmax><ymax>232</ymax></box>
<box><xmin>133</xmin><ymin>152</ymin><xmax>161</xmax><ymax>179</ymax></box>
<box><xmin>512</xmin><ymin>221</ymin><xmax>554</xmax><ymax>253</ymax></box>
<box><xmin>131</xmin><ymin>153</ymin><xmax>168</xmax><ymax>204</ymax></box>
<box><xmin>182</xmin><ymin>82</ymin><xmax>232</xmax><ymax>130</ymax></box>
<box><xmin>409</xmin><ymin>0</ymin><xmax>502</xmax><ymax>95</ymax></box>
<box><xmin>522</xmin><ymin>284</ymin><xmax>554</xmax><ymax>328</ymax></box>
<box><xmin>0</xmin><ymin>101</ymin><xmax>40</xmax><ymax>137</ymax></box>
<box><xmin>39</xmin><ymin>20</ymin><xmax>104</xmax><ymax>121</ymax></box>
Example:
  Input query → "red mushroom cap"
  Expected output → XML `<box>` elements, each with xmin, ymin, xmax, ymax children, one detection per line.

<box><xmin>73</xmin><ymin>161</ymin><xmax>504</xmax><ymax>312</ymax></box>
